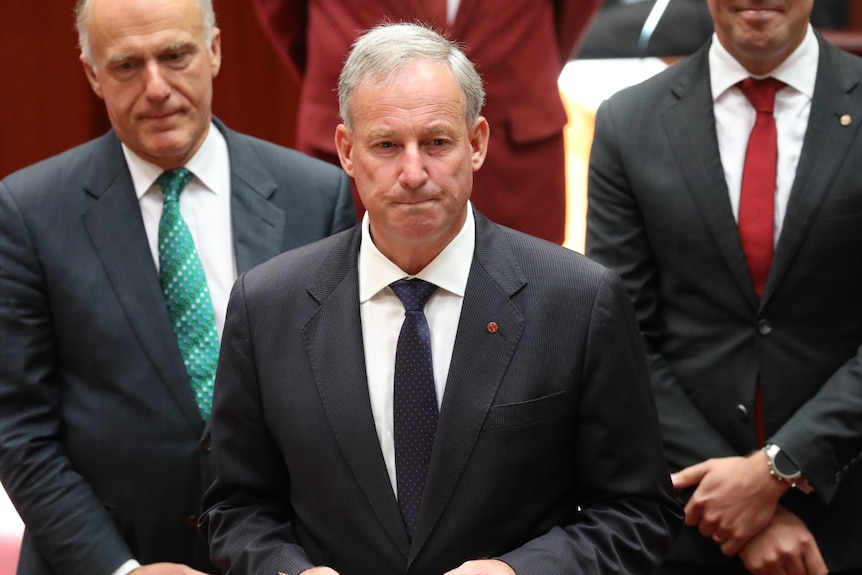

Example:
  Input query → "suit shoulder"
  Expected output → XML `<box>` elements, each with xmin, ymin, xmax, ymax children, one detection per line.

<box><xmin>603</xmin><ymin>46</ymin><xmax>708</xmax><ymax>112</ymax></box>
<box><xmin>241</xmin><ymin>227</ymin><xmax>356</xmax><ymax>293</ymax></box>
<box><xmin>491</xmin><ymin>225</ymin><xmax>629</xmax><ymax>319</ymax></box>
<box><xmin>2</xmin><ymin>135</ymin><xmax>112</xmax><ymax>187</ymax></box>
<box><xmin>231</xmin><ymin>131</ymin><xmax>345</xmax><ymax>177</ymax></box>
<box><xmin>497</xmin><ymin>224</ymin><xmax>611</xmax><ymax>285</ymax></box>
<box><xmin>819</xmin><ymin>38</ymin><xmax>862</xmax><ymax>76</ymax></box>
<box><xmin>0</xmin><ymin>133</ymin><xmax>118</xmax><ymax>204</ymax></box>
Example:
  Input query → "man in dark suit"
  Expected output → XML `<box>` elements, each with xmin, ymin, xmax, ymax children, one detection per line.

<box><xmin>201</xmin><ymin>22</ymin><xmax>682</xmax><ymax>575</ymax></box>
<box><xmin>0</xmin><ymin>0</ymin><xmax>355</xmax><ymax>574</ymax></box>
<box><xmin>576</xmin><ymin>0</ymin><xmax>848</xmax><ymax>59</ymax></box>
<box><xmin>587</xmin><ymin>0</ymin><xmax>862</xmax><ymax>573</ymax></box>
<box><xmin>248</xmin><ymin>0</ymin><xmax>602</xmax><ymax>244</ymax></box>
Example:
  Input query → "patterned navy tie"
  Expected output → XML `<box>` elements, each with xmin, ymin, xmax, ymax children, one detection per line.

<box><xmin>390</xmin><ymin>278</ymin><xmax>439</xmax><ymax>537</ymax></box>
<box><xmin>157</xmin><ymin>168</ymin><xmax>220</xmax><ymax>421</ymax></box>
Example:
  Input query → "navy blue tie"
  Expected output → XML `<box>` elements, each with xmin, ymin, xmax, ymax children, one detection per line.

<box><xmin>390</xmin><ymin>278</ymin><xmax>438</xmax><ymax>537</ymax></box>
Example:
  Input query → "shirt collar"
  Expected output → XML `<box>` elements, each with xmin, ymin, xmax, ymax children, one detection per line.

<box><xmin>709</xmin><ymin>24</ymin><xmax>819</xmax><ymax>101</ymax></box>
<box><xmin>123</xmin><ymin>121</ymin><xmax>227</xmax><ymax>199</ymax></box>
<box><xmin>358</xmin><ymin>202</ymin><xmax>476</xmax><ymax>303</ymax></box>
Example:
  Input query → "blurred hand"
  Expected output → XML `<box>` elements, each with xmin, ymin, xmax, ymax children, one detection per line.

<box><xmin>443</xmin><ymin>559</ymin><xmax>516</xmax><ymax>575</ymax></box>
<box><xmin>672</xmin><ymin>450</ymin><xmax>788</xmax><ymax>554</ymax></box>
<box><xmin>738</xmin><ymin>506</ymin><xmax>827</xmax><ymax>575</ymax></box>
<box><xmin>297</xmin><ymin>568</ymin><xmax>339</xmax><ymax>575</ymax></box>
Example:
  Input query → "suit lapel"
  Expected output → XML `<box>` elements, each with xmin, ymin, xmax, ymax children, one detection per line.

<box><xmin>408</xmin><ymin>212</ymin><xmax>527</xmax><ymax>561</ymax></box>
<box><xmin>217</xmin><ymin>120</ymin><xmax>288</xmax><ymax>274</ymax></box>
<box><xmin>302</xmin><ymin>227</ymin><xmax>411</xmax><ymax>558</ymax></box>
<box><xmin>662</xmin><ymin>46</ymin><xmax>759</xmax><ymax>307</ymax></box>
<box><xmin>81</xmin><ymin>133</ymin><xmax>203</xmax><ymax>433</ymax></box>
<box><xmin>764</xmin><ymin>39</ymin><xmax>862</xmax><ymax>304</ymax></box>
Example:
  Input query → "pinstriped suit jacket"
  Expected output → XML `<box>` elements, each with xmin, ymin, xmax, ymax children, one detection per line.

<box><xmin>0</xmin><ymin>118</ymin><xmax>355</xmax><ymax>575</ymax></box>
<box><xmin>202</xmin><ymin>209</ymin><xmax>682</xmax><ymax>575</ymax></box>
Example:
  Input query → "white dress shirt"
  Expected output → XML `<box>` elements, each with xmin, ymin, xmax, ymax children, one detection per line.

<box><xmin>446</xmin><ymin>0</ymin><xmax>461</xmax><ymax>25</ymax></box>
<box><xmin>123</xmin><ymin>122</ymin><xmax>235</xmax><ymax>336</ymax></box>
<box><xmin>710</xmin><ymin>25</ymin><xmax>818</xmax><ymax>246</ymax></box>
<box><xmin>358</xmin><ymin>204</ymin><xmax>475</xmax><ymax>497</ymax></box>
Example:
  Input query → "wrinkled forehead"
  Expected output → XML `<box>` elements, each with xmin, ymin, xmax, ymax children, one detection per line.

<box><xmin>88</xmin><ymin>0</ymin><xmax>205</xmax><ymax>54</ymax></box>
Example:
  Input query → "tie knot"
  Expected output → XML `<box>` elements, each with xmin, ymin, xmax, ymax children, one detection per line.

<box><xmin>739</xmin><ymin>77</ymin><xmax>785</xmax><ymax>114</ymax></box>
<box><xmin>390</xmin><ymin>279</ymin><xmax>437</xmax><ymax>312</ymax></box>
<box><xmin>157</xmin><ymin>168</ymin><xmax>193</xmax><ymax>203</ymax></box>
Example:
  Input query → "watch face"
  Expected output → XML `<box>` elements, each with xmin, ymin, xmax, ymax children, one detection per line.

<box><xmin>775</xmin><ymin>450</ymin><xmax>801</xmax><ymax>477</ymax></box>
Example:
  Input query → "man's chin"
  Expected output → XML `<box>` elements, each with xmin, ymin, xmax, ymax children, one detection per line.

<box><xmin>137</xmin><ymin>137</ymin><xmax>195</xmax><ymax>168</ymax></box>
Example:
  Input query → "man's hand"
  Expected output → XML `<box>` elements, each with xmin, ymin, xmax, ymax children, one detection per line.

<box><xmin>672</xmin><ymin>451</ymin><xmax>789</xmax><ymax>554</ymax></box>
<box><xmin>130</xmin><ymin>563</ymin><xmax>209</xmax><ymax>575</ymax></box>
<box><xmin>297</xmin><ymin>568</ymin><xmax>339</xmax><ymax>575</ymax></box>
<box><xmin>738</xmin><ymin>506</ymin><xmax>828</xmax><ymax>575</ymax></box>
<box><xmin>443</xmin><ymin>559</ymin><xmax>516</xmax><ymax>575</ymax></box>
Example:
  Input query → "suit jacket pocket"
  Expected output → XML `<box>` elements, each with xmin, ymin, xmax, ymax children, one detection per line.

<box><xmin>483</xmin><ymin>390</ymin><xmax>567</xmax><ymax>430</ymax></box>
<box><xmin>506</xmin><ymin>92</ymin><xmax>568</xmax><ymax>145</ymax></box>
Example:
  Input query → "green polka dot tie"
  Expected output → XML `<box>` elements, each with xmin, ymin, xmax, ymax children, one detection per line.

<box><xmin>157</xmin><ymin>168</ymin><xmax>219</xmax><ymax>421</ymax></box>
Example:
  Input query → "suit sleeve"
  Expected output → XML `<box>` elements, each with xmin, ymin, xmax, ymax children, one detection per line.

<box><xmin>250</xmin><ymin>0</ymin><xmax>308</xmax><ymax>80</ymax></box>
<box><xmin>201</xmin><ymin>276</ymin><xmax>315</xmax><ymax>575</ymax></box>
<box><xmin>771</xmin><ymin>347</ymin><xmax>862</xmax><ymax>502</ymax></box>
<box><xmin>0</xmin><ymin>180</ymin><xmax>134</xmax><ymax>575</ymax></box>
<box><xmin>585</xmin><ymin>98</ymin><xmax>738</xmax><ymax>469</ymax></box>
<box><xmin>500</xmin><ymin>270</ymin><xmax>683</xmax><ymax>575</ymax></box>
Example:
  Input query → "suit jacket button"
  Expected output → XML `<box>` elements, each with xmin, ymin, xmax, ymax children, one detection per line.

<box><xmin>201</xmin><ymin>438</ymin><xmax>212</xmax><ymax>452</ymax></box>
<box><xmin>757</xmin><ymin>319</ymin><xmax>772</xmax><ymax>335</ymax></box>
<box><xmin>184</xmin><ymin>515</ymin><xmax>198</xmax><ymax>529</ymax></box>
<box><xmin>735</xmin><ymin>404</ymin><xmax>749</xmax><ymax>419</ymax></box>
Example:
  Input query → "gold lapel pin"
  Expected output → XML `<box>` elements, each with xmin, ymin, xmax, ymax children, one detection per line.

<box><xmin>840</xmin><ymin>114</ymin><xmax>852</xmax><ymax>127</ymax></box>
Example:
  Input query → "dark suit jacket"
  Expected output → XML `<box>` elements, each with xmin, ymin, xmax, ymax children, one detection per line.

<box><xmin>586</xmin><ymin>37</ymin><xmax>862</xmax><ymax>571</ymax></box>
<box><xmin>249</xmin><ymin>0</ymin><xmax>601</xmax><ymax>243</ymax></box>
<box><xmin>201</xmin><ymin>210</ymin><xmax>682</xmax><ymax>575</ymax></box>
<box><xmin>0</xmin><ymin>119</ymin><xmax>356</xmax><ymax>575</ymax></box>
<box><xmin>577</xmin><ymin>0</ymin><xmax>714</xmax><ymax>58</ymax></box>
<box><xmin>577</xmin><ymin>0</ymin><xmax>849</xmax><ymax>59</ymax></box>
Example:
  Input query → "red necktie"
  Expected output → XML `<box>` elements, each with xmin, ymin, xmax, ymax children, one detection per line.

<box><xmin>738</xmin><ymin>77</ymin><xmax>784</xmax><ymax>300</ymax></box>
<box><xmin>739</xmin><ymin>78</ymin><xmax>784</xmax><ymax>447</ymax></box>
<box><xmin>426</xmin><ymin>0</ymin><xmax>448</xmax><ymax>28</ymax></box>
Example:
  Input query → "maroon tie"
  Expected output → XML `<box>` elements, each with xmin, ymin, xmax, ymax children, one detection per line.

<box><xmin>426</xmin><ymin>0</ymin><xmax>448</xmax><ymax>28</ymax></box>
<box><xmin>738</xmin><ymin>77</ymin><xmax>784</xmax><ymax>300</ymax></box>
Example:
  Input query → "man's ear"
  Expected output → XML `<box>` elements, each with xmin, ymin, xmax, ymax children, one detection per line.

<box><xmin>209</xmin><ymin>27</ymin><xmax>222</xmax><ymax>78</ymax></box>
<box><xmin>80</xmin><ymin>53</ymin><xmax>104</xmax><ymax>99</ymax></box>
<box><xmin>469</xmin><ymin>116</ymin><xmax>490</xmax><ymax>172</ymax></box>
<box><xmin>334</xmin><ymin>124</ymin><xmax>355</xmax><ymax>176</ymax></box>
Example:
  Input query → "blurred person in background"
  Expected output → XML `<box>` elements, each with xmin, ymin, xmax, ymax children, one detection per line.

<box><xmin>250</xmin><ymin>0</ymin><xmax>602</xmax><ymax>244</ymax></box>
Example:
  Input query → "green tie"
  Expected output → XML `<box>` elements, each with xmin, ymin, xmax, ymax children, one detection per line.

<box><xmin>157</xmin><ymin>168</ymin><xmax>219</xmax><ymax>421</ymax></box>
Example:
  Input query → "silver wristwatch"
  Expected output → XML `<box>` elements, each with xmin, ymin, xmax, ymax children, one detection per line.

<box><xmin>763</xmin><ymin>443</ymin><xmax>802</xmax><ymax>486</ymax></box>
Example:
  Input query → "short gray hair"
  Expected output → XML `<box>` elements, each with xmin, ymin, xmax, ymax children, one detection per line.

<box><xmin>338</xmin><ymin>22</ymin><xmax>485</xmax><ymax>130</ymax></box>
<box><xmin>75</xmin><ymin>0</ymin><xmax>217</xmax><ymax>66</ymax></box>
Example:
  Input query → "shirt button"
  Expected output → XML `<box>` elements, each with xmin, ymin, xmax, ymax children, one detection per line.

<box><xmin>757</xmin><ymin>319</ymin><xmax>772</xmax><ymax>335</ymax></box>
